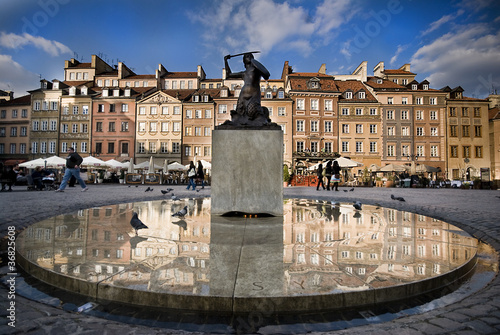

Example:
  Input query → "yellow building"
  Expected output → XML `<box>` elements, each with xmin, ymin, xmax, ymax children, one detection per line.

<box><xmin>0</xmin><ymin>94</ymin><xmax>31</xmax><ymax>163</ymax></box>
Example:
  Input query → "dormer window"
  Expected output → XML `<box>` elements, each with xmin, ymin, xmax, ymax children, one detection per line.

<box><xmin>69</xmin><ymin>87</ymin><xmax>76</xmax><ymax>96</ymax></box>
<box><xmin>308</xmin><ymin>78</ymin><xmax>320</xmax><ymax>89</ymax></box>
<box><xmin>272</xmin><ymin>86</ymin><xmax>277</xmax><ymax>92</ymax></box>
<box><xmin>377</xmin><ymin>79</ymin><xmax>383</xmax><ymax>84</ymax></box>
<box><xmin>402</xmin><ymin>79</ymin><xmax>408</xmax><ymax>85</ymax></box>
<box><xmin>345</xmin><ymin>91</ymin><xmax>353</xmax><ymax>99</ymax></box>
<box><xmin>102</xmin><ymin>89</ymin><xmax>109</xmax><ymax>97</ymax></box>
<box><xmin>278</xmin><ymin>89</ymin><xmax>284</xmax><ymax>99</ymax></box>
<box><xmin>53</xmin><ymin>81</ymin><xmax>59</xmax><ymax>90</ymax></box>
<box><xmin>412</xmin><ymin>84</ymin><xmax>417</xmax><ymax>90</ymax></box>
<box><xmin>393</xmin><ymin>79</ymin><xmax>399</xmax><ymax>84</ymax></box>
<box><xmin>221</xmin><ymin>88</ymin><xmax>228</xmax><ymax>98</ymax></box>
<box><xmin>193</xmin><ymin>95</ymin><xmax>199</xmax><ymax>102</ymax></box>
<box><xmin>81</xmin><ymin>86</ymin><xmax>88</xmax><ymax>95</ymax></box>
<box><xmin>42</xmin><ymin>81</ymin><xmax>48</xmax><ymax>89</ymax></box>
<box><xmin>203</xmin><ymin>95</ymin><xmax>209</xmax><ymax>102</ymax></box>
<box><xmin>124</xmin><ymin>88</ymin><xmax>131</xmax><ymax>97</ymax></box>
<box><xmin>113</xmin><ymin>89</ymin><xmax>120</xmax><ymax>97</ymax></box>
<box><xmin>265</xmin><ymin>90</ymin><xmax>272</xmax><ymax>99</ymax></box>
<box><xmin>358</xmin><ymin>91</ymin><xmax>365</xmax><ymax>99</ymax></box>
<box><xmin>235</xmin><ymin>87</ymin><xmax>241</xmax><ymax>98</ymax></box>
<box><xmin>261</xmin><ymin>85</ymin><xmax>266</xmax><ymax>92</ymax></box>
<box><xmin>423</xmin><ymin>84</ymin><xmax>429</xmax><ymax>90</ymax></box>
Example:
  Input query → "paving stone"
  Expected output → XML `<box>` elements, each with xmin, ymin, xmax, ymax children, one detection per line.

<box><xmin>465</xmin><ymin>319</ymin><xmax>499</xmax><ymax>334</ymax></box>
<box><xmin>428</xmin><ymin>317</ymin><xmax>466</xmax><ymax>331</ymax></box>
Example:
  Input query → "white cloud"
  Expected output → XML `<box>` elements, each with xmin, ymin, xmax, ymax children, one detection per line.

<box><xmin>411</xmin><ymin>24</ymin><xmax>500</xmax><ymax>97</ymax></box>
<box><xmin>188</xmin><ymin>0</ymin><xmax>356</xmax><ymax>57</ymax></box>
<box><xmin>0</xmin><ymin>54</ymin><xmax>39</xmax><ymax>96</ymax></box>
<box><xmin>390</xmin><ymin>45</ymin><xmax>407</xmax><ymax>66</ymax></box>
<box><xmin>0</xmin><ymin>32</ymin><xmax>72</xmax><ymax>57</ymax></box>
<box><xmin>420</xmin><ymin>10</ymin><xmax>465</xmax><ymax>36</ymax></box>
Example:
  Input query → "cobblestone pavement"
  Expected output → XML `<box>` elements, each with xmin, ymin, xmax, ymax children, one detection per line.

<box><xmin>0</xmin><ymin>184</ymin><xmax>499</xmax><ymax>334</ymax></box>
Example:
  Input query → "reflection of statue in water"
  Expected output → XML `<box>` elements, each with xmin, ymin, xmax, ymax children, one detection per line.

<box><xmin>221</xmin><ymin>52</ymin><xmax>277</xmax><ymax>128</ymax></box>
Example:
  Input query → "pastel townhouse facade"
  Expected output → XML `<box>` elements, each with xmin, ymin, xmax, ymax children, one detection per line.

<box><xmin>28</xmin><ymin>80</ymin><xmax>62</xmax><ymax>159</ymax></box>
<box><xmin>0</xmin><ymin>94</ymin><xmax>31</xmax><ymax>162</ymax></box>
<box><xmin>443</xmin><ymin>86</ymin><xmax>490</xmax><ymax>181</ymax></box>
<box><xmin>488</xmin><ymin>96</ymin><xmax>500</xmax><ymax>187</ymax></box>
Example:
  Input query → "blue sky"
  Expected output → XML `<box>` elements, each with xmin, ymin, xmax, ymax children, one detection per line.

<box><xmin>1</xmin><ymin>0</ymin><xmax>499</xmax><ymax>98</ymax></box>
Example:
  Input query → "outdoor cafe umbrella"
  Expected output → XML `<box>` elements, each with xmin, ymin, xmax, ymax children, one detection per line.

<box><xmin>168</xmin><ymin>162</ymin><xmax>187</xmax><ymax>171</ymax></box>
<box><xmin>82</xmin><ymin>155</ymin><xmax>109</xmax><ymax>167</ymax></box>
<box><xmin>379</xmin><ymin>163</ymin><xmax>409</xmax><ymax>172</ymax></box>
<box><xmin>19</xmin><ymin>158</ymin><xmax>46</xmax><ymax>169</ymax></box>
<box><xmin>105</xmin><ymin>159</ymin><xmax>126</xmax><ymax>169</ymax></box>
<box><xmin>43</xmin><ymin>155</ymin><xmax>66</xmax><ymax>168</ymax></box>
<box><xmin>127</xmin><ymin>158</ymin><xmax>134</xmax><ymax>174</ymax></box>
<box><xmin>334</xmin><ymin>157</ymin><xmax>362</xmax><ymax>168</ymax></box>
<box><xmin>415</xmin><ymin>164</ymin><xmax>439</xmax><ymax>173</ymax></box>
<box><xmin>134</xmin><ymin>160</ymin><xmax>163</xmax><ymax>170</ymax></box>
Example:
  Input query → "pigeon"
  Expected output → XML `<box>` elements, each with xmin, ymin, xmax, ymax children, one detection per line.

<box><xmin>171</xmin><ymin>194</ymin><xmax>180</xmax><ymax>201</ymax></box>
<box><xmin>172</xmin><ymin>206</ymin><xmax>188</xmax><ymax>217</ymax></box>
<box><xmin>161</xmin><ymin>188</ymin><xmax>174</xmax><ymax>195</ymax></box>
<box><xmin>343</xmin><ymin>190</ymin><xmax>348</xmax><ymax>192</ymax></box>
<box><xmin>391</xmin><ymin>194</ymin><xmax>406</xmax><ymax>201</ymax></box>
<box><xmin>172</xmin><ymin>219</ymin><xmax>187</xmax><ymax>230</ymax></box>
<box><xmin>161</xmin><ymin>190</ymin><xmax>169</xmax><ymax>195</ymax></box>
<box><xmin>353</xmin><ymin>201</ymin><xmax>362</xmax><ymax>210</ymax></box>
<box><xmin>145</xmin><ymin>187</ymin><xmax>151</xmax><ymax>192</ymax></box>
<box><xmin>349</xmin><ymin>188</ymin><xmax>354</xmax><ymax>192</ymax></box>
<box><xmin>130</xmin><ymin>212</ymin><xmax>148</xmax><ymax>235</ymax></box>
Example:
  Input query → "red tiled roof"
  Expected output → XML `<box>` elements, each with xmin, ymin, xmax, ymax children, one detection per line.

<box><xmin>0</xmin><ymin>94</ymin><xmax>31</xmax><ymax>106</ymax></box>
<box><xmin>335</xmin><ymin>80</ymin><xmax>378</xmax><ymax>102</ymax></box>
<box><xmin>164</xmin><ymin>72</ymin><xmax>198</xmax><ymax>78</ymax></box>
<box><xmin>71</xmin><ymin>62</ymin><xmax>92</xmax><ymax>69</ymax></box>
<box><xmin>125</xmin><ymin>74</ymin><xmax>155</xmax><ymax>79</ymax></box>
<box><xmin>489</xmin><ymin>107</ymin><xmax>500</xmax><ymax>120</ymax></box>
<box><xmin>161</xmin><ymin>89</ymin><xmax>195</xmax><ymax>100</ymax></box>
<box><xmin>365</xmin><ymin>76</ymin><xmax>407</xmax><ymax>90</ymax></box>
<box><xmin>63</xmin><ymin>80</ymin><xmax>93</xmax><ymax>87</ymax></box>
<box><xmin>288</xmin><ymin>73</ymin><xmax>338</xmax><ymax>91</ymax></box>
<box><xmin>384</xmin><ymin>69</ymin><xmax>416</xmax><ymax>75</ymax></box>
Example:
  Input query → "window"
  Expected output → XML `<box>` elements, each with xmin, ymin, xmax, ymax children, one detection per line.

<box><xmin>342</xmin><ymin>124</ymin><xmax>349</xmax><ymax>133</ymax></box>
<box><xmin>150</xmin><ymin>106</ymin><xmax>157</xmax><ymax>115</ymax></box>
<box><xmin>20</xmin><ymin>127</ymin><xmax>27</xmax><ymax>136</ymax></box>
<box><xmin>138</xmin><ymin>142</ymin><xmax>145</xmax><ymax>153</ymax></box>
<box><xmin>21</xmin><ymin>109</ymin><xmax>28</xmax><ymax>118</ymax></box>
<box><xmin>160</xmin><ymin>122</ymin><xmax>168</xmax><ymax>132</ymax></box>
<box><xmin>356</xmin><ymin>141</ymin><xmax>363</xmax><ymax>153</ymax></box>
<box><xmin>345</xmin><ymin>92</ymin><xmax>352</xmax><ymax>99</ymax></box>
<box><xmin>324</xmin><ymin>142</ymin><xmax>332</xmax><ymax>153</ymax></box>
<box><xmin>173</xmin><ymin>106</ymin><xmax>180</xmax><ymax>115</ymax></box>
<box><xmin>205</xmin><ymin>110</ymin><xmax>211</xmax><ymax>118</ymax></box>
<box><xmin>265</xmin><ymin>91</ymin><xmax>272</xmax><ymax>99</ymax></box>
<box><xmin>195</xmin><ymin>127</ymin><xmax>202</xmax><ymax>136</ymax></box>
<box><xmin>296</xmin><ymin>120</ymin><xmax>304</xmax><ymax>132</ymax></box>
<box><xmin>342</xmin><ymin>108</ymin><xmax>349</xmax><ymax>115</ymax></box>
<box><xmin>278</xmin><ymin>90</ymin><xmax>284</xmax><ymax>99</ymax></box>
<box><xmin>138</xmin><ymin>122</ymin><xmax>146</xmax><ymax>132</ymax></box>
<box><xmin>402</xmin><ymin>97</ymin><xmax>408</xmax><ymax>105</ymax></box>
<box><xmin>423</xmin><ymin>84</ymin><xmax>429</xmax><ymax>90</ymax></box>
<box><xmin>387</xmin><ymin>126</ymin><xmax>395</xmax><ymax>136</ymax></box>
<box><xmin>296</xmin><ymin>141</ymin><xmax>304</xmax><ymax>152</ymax></box>
<box><xmin>161</xmin><ymin>142</ymin><xmax>168</xmax><ymax>153</ymax></box>
<box><xmin>10</xmin><ymin>127</ymin><xmax>17</xmax><ymax>136</ymax></box>
<box><xmin>278</xmin><ymin>107</ymin><xmax>286</xmax><ymax>116</ymax></box>
<box><xmin>387</xmin><ymin>97</ymin><xmax>393</xmax><ymax>104</ymax></box>
<box><xmin>463</xmin><ymin>146</ymin><xmax>470</xmax><ymax>158</ymax></box>
<box><xmin>430</xmin><ymin>110</ymin><xmax>437</xmax><ymax>120</ymax></box>
<box><xmin>342</xmin><ymin>141</ymin><xmax>349</xmax><ymax>152</ymax></box>
<box><xmin>310</xmin><ymin>99</ymin><xmax>319</xmax><ymax>110</ymax></box>
<box><xmin>72</xmin><ymin>124</ymin><xmax>78</xmax><ymax>133</ymax></box>
<box><xmin>311</xmin><ymin>142</ymin><xmax>318</xmax><ymax>152</ymax></box>
<box><xmin>370</xmin><ymin>142</ymin><xmax>377</xmax><ymax>153</ymax></box>
<box><xmin>449</xmin><ymin>107</ymin><xmax>457</xmax><ymax>117</ymax></box>
<box><xmin>431</xmin><ymin>145</ymin><xmax>438</xmax><ymax>157</ymax></box>
<box><xmin>462</xmin><ymin>125</ymin><xmax>470</xmax><ymax>137</ymax></box>
<box><xmin>297</xmin><ymin>99</ymin><xmax>305</xmax><ymax>110</ymax></box>
<box><xmin>325</xmin><ymin>121</ymin><xmax>332</xmax><ymax>132</ymax></box>
<box><xmin>474</xmin><ymin>126</ymin><xmax>482</xmax><ymax>137</ymax></box>
<box><xmin>106</xmin><ymin>142</ymin><xmax>114</xmax><ymax>154</ymax></box>
<box><xmin>356</xmin><ymin>124</ymin><xmax>363</xmax><ymax>133</ymax></box>
<box><xmin>474</xmin><ymin>107</ymin><xmax>481</xmax><ymax>117</ymax></box>
<box><xmin>370</xmin><ymin>124</ymin><xmax>377</xmax><ymax>134</ymax></box>
<box><xmin>80</xmin><ymin>142</ymin><xmax>87</xmax><ymax>153</ymax></box>
<box><xmin>186</xmin><ymin>110</ymin><xmax>192</xmax><ymax>119</ymax></box>
<box><xmin>450</xmin><ymin>125</ymin><xmax>457</xmax><ymax>137</ymax></box>
<box><xmin>149</xmin><ymin>142</ymin><xmax>156</xmax><ymax>153</ymax></box>
<box><xmin>416</xmin><ymin>110</ymin><xmax>423</xmax><ymax>120</ymax></box>
<box><xmin>10</xmin><ymin>143</ymin><xmax>15</xmax><ymax>154</ymax></box>
<box><xmin>431</xmin><ymin>127</ymin><xmax>438</xmax><ymax>136</ymax></box>
<box><xmin>417</xmin><ymin>145</ymin><xmax>424</xmax><ymax>157</ymax></box>
<box><xmin>416</xmin><ymin>127</ymin><xmax>424</xmax><ymax>136</ymax></box>
<box><xmin>401</xmin><ymin>126</ymin><xmax>409</xmax><ymax>136</ymax></box>
<box><xmin>162</xmin><ymin>106</ymin><xmax>169</xmax><ymax>115</ymax></box>
<box><xmin>401</xmin><ymin>110</ymin><xmax>408</xmax><ymax>120</ymax></box>
<box><xmin>121</xmin><ymin>122</ymin><xmax>129</xmax><ymax>132</ymax></box>
<box><xmin>386</xmin><ymin>110</ymin><xmax>394</xmax><ymax>119</ymax></box>
<box><xmin>218</xmin><ymin>105</ymin><xmax>227</xmax><ymax>114</ymax></box>
<box><xmin>387</xmin><ymin>145</ymin><xmax>395</xmax><ymax>156</ymax></box>
<box><xmin>184</xmin><ymin>145</ymin><xmax>191</xmax><ymax>156</ymax></box>
<box><xmin>172</xmin><ymin>142</ymin><xmax>180</xmax><ymax>153</ymax></box>
<box><xmin>369</xmin><ymin>108</ymin><xmax>377</xmax><ymax>115</ymax></box>
<box><xmin>109</xmin><ymin>122</ymin><xmax>116</xmax><ymax>132</ymax></box>
<box><xmin>184</xmin><ymin>126</ymin><xmax>192</xmax><ymax>136</ymax></box>
<box><xmin>204</xmin><ymin>127</ymin><xmax>211</xmax><ymax>136</ymax></box>
<box><xmin>195</xmin><ymin>110</ymin><xmax>202</xmax><ymax>119</ymax></box>
<box><xmin>32</xmin><ymin>121</ymin><xmax>39</xmax><ymax>131</ymax></box>
<box><xmin>429</xmin><ymin>97</ymin><xmax>436</xmax><ymax>105</ymax></box>
<box><xmin>462</xmin><ymin>107</ymin><xmax>469</xmax><ymax>117</ymax></box>
<box><xmin>355</xmin><ymin>108</ymin><xmax>363</xmax><ymax>115</ymax></box>
<box><xmin>450</xmin><ymin>145</ymin><xmax>458</xmax><ymax>158</ymax></box>
<box><xmin>173</xmin><ymin>122</ymin><xmax>180</xmax><ymax>132</ymax></box>
<box><xmin>96</xmin><ymin>122</ymin><xmax>103</xmax><ymax>132</ymax></box>
<box><xmin>310</xmin><ymin>121</ymin><xmax>318</xmax><ymax>132</ymax></box>
<box><xmin>324</xmin><ymin>100</ymin><xmax>332</xmax><ymax>111</ymax></box>
<box><xmin>358</xmin><ymin>91</ymin><xmax>365</xmax><ymax>99</ymax></box>
<box><xmin>402</xmin><ymin>145</ymin><xmax>409</xmax><ymax>156</ymax></box>
<box><xmin>73</xmin><ymin>106</ymin><xmax>78</xmax><ymax>115</ymax></box>
<box><xmin>139</xmin><ymin>107</ymin><xmax>146</xmax><ymax>115</ymax></box>
<box><xmin>121</xmin><ymin>104</ymin><xmax>128</xmax><ymax>113</ymax></box>
<box><xmin>416</xmin><ymin>97</ymin><xmax>423</xmax><ymax>105</ymax></box>
<box><xmin>475</xmin><ymin>146</ymin><xmax>483</xmax><ymax>158</ymax></box>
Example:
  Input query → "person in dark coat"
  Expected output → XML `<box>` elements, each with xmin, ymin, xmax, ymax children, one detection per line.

<box><xmin>332</xmin><ymin>160</ymin><xmax>341</xmax><ymax>191</ymax></box>
<box><xmin>196</xmin><ymin>161</ymin><xmax>205</xmax><ymax>189</ymax></box>
<box><xmin>325</xmin><ymin>161</ymin><xmax>333</xmax><ymax>191</ymax></box>
<box><xmin>0</xmin><ymin>163</ymin><xmax>17</xmax><ymax>191</ymax></box>
<box><xmin>316</xmin><ymin>163</ymin><xmax>325</xmax><ymax>191</ymax></box>
<box><xmin>55</xmin><ymin>147</ymin><xmax>88</xmax><ymax>192</ymax></box>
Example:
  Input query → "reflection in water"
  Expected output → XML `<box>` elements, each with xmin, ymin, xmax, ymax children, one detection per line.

<box><xmin>17</xmin><ymin>198</ymin><xmax>477</xmax><ymax>306</ymax></box>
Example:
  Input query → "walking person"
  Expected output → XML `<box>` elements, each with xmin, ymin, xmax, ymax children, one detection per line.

<box><xmin>197</xmin><ymin>161</ymin><xmax>205</xmax><ymax>189</ymax></box>
<box><xmin>325</xmin><ymin>161</ymin><xmax>333</xmax><ymax>191</ymax></box>
<box><xmin>55</xmin><ymin>147</ymin><xmax>88</xmax><ymax>192</ymax></box>
<box><xmin>186</xmin><ymin>161</ymin><xmax>197</xmax><ymax>191</ymax></box>
<box><xmin>316</xmin><ymin>163</ymin><xmax>326</xmax><ymax>191</ymax></box>
<box><xmin>331</xmin><ymin>160</ymin><xmax>341</xmax><ymax>191</ymax></box>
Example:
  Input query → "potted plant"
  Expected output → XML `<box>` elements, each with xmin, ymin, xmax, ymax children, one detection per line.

<box><xmin>119</xmin><ymin>170</ymin><xmax>125</xmax><ymax>184</ymax></box>
<box><xmin>385</xmin><ymin>174</ymin><xmax>395</xmax><ymax>187</ymax></box>
<box><xmin>283</xmin><ymin>165</ymin><xmax>291</xmax><ymax>187</ymax></box>
<box><xmin>362</xmin><ymin>167</ymin><xmax>371</xmax><ymax>186</ymax></box>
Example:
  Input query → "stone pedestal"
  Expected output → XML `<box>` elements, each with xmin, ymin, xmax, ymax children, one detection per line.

<box><xmin>211</xmin><ymin>129</ymin><xmax>283</xmax><ymax>216</ymax></box>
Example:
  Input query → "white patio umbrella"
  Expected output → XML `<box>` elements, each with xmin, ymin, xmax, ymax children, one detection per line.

<box><xmin>19</xmin><ymin>158</ymin><xmax>46</xmax><ymax>169</ymax></box>
<box><xmin>105</xmin><ymin>159</ymin><xmax>126</xmax><ymax>169</ymax></box>
<box><xmin>163</xmin><ymin>159</ymin><xmax>169</xmax><ymax>173</ymax></box>
<box><xmin>199</xmin><ymin>159</ymin><xmax>211</xmax><ymax>169</ymax></box>
<box><xmin>43</xmin><ymin>155</ymin><xmax>66</xmax><ymax>168</ymax></box>
<box><xmin>127</xmin><ymin>158</ymin><xmax>134</xmax><ymax>173</ymax></box>
<box><xmin>334</xmin><ymin>157</ymin><xmax>362</xmax><ymax>168</ymax></box>
<box><xmin>379</xmin><ymin>163</ymin><xmax>409</xmax><ymax>172</ymax></box>
<box><xmin>168</xmin><ymin>162</ymin><xmax>187</xmax><ymax>171</ymax></box>
<box><xmin>82</xmin><ymin>155</ymin><xmax>109</xmax><ymax>167</ymax></box>
<box><xmin>135</xmin><ymin>160</ymin><xmax>162</xmax><ymax>170</ymax></box>
<box><xmin>148</xmin><ymin>156</ymin><xmax>154</xmax><ymax>172</ymax></box>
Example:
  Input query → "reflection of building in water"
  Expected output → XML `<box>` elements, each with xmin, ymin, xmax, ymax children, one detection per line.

<box><xmin>283</xmin><ymin>199</ymin><xmax>477</xmax><ymax>294</ymax></box>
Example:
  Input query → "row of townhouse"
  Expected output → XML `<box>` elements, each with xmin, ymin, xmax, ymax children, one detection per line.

<box><xmin>1</xmin><ymin>55</ymin><xmax>499</xmax><ymax>185</ymax></box>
